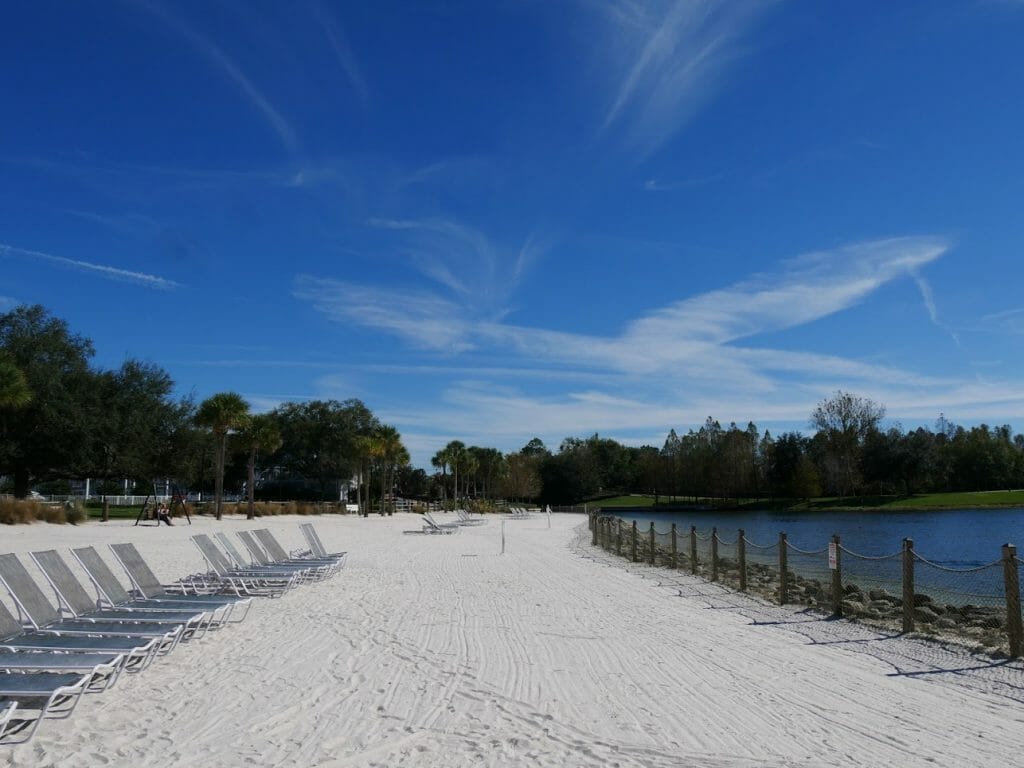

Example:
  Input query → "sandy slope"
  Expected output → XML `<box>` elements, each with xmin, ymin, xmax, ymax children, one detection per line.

<box><xmin>1</xmin><ymin>512</ymin><xmax>1023</xmax><ymax>767</ymax></box>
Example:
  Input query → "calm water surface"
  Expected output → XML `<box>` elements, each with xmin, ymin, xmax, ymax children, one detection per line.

<box><xmin>615</xmin><ymin>507</ymin><xmax>1024</xmax><ymax>568</ymax></box>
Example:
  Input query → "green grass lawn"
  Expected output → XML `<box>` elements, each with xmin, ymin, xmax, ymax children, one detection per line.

<box><xmin>586</xmin><ymin>490</ymin><xmax>1024</xmax><ymax>511</ymax></box>
<box><xmin>84</xmin><ymin>505</ymin><xmax>147</xmax><ymax>520</ymax></box>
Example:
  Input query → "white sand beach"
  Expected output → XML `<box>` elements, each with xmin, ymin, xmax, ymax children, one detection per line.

<box><xmin>2</xmin><ymin>512</ymin><xmax>1023</xmax><ymax>767</ymax></box>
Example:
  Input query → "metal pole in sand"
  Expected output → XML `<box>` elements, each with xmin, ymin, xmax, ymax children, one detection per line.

<box><xmin>501</xmin><ymin>519</ymin><xmax>506</xmax><ymax>555</ymax></box>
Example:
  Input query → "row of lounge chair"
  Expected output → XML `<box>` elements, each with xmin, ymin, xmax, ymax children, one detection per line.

<box><xmin>0</xmin><ymin>523</ymin><xmax>343</xmax><ymax>745</ymax></box>
<box><xmin>507</xmin><ymin>507</ymin><xmax>534</xmax><ymax>519</ymax></box>
<box><xmin>408</xmin><ymin>510</ymin><xmax>488</xmax><ymax>535</ymax></box>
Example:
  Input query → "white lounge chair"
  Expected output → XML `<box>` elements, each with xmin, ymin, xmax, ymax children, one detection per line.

<box><xmin>107</xmin><ymin>543</ymin><xmax>256</xmax><ymax>614</ymax></box>
<box><xmin>0</xmin><ymin>596</ymin><xmax>158</xmax><ymax>674</ymax></box>
<box><xmin>0</xmin><ymin>672</ymin><xmax>92</xmax><ymax>744</ymax></box>
<box><xmin>0</xmin><ymin>554</ymin><xmax>183</xmax><ymax>656</ymax></box>
<box><xmin>30</xmin><ymin>550</ymin><xmax>215</xmax><ymax>639</ymax></box>
<box><xmin>71</xmin><ymin>546</ymin><xmax>250</xmax><ymax>623</ymax></box>
<box><xmin>190</xmin><ymin>535</ymin><xmax>296</xmax><ymax>597</ymax></box>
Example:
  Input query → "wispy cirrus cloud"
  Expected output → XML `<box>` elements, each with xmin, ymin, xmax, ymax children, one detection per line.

<box><xmin>294</xmin><ymin>277</ymin><xmax>473</xmax><ymax>353</ymax></box>
<box><xmin>979</xmin><ymin>307</ymin><xmax>1024</xmax><ymax>334</ymax></box>
<box><xmin>311</xmin><ymin>1</ymin><xmax>368</xmax><ymax>104</ymax></box>
<box><xmin>295</xmin><ymin>217</ymin><xmax>545</xmax><ymax>354</ymax></box>
<box><xmin>300</xmin><ymin>235</ymin><xmax>950</xmax><ymax>371</ymax></box>
<box><xmin>0</xmin><ymin>243</ymin><xmax>179</xmax><ymax>290</ymax></box>
<box><xmin>130</xmin><ymin>0</ymin><xmax>298</xmax><ymax>153</ymax></box>
<box><xmin>293</xmin><ymin>231</ymin><xmax>1024</xmax><ymax>468</ymax></box>
<box><xmin>644</xmin><ymin>174</ymin><xmax>724</xmax><ymax>192</ymax></box>
<box><xmin>593</xmin><ymin>0</ymin><xmax>771</xmax><ymax>155</ymax></box>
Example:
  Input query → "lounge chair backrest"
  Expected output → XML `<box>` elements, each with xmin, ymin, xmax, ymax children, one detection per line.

<box><xmin>71</xmin><ymin>546</ymin><xmax>133</xmax><ymax>605</ymax></box>
<box><xmin>236</xmin><ymin>531</ymin><xmax>271</xmax><ymax>566</ymax></box>
<box><xmin>0</xmin><ymin>554</ymin><xmax>61</xmax><ymax>628</ymax></box>
<box><xmin>299</xmin><ymin>523</ymin><xmax>327</xmax><ymax>558</ymax></box>
<box><xmin>254</xmin><ymin>530</ymin><xmax>290</xmax><ymax>562</ymax></box>
<box><xmin>29</xmin><ymin>550</ymin><xmax>97</xmax><ymax>616</ymax></box>
<box><xmin>214</xmin><ymin>533</ymin><xmax>249</xmax><ymax>568</ymax></box>
<box><xmin>0</xmin><ymin>599</ymin><xmax>26</xmax><ymax>640</ymax></box>
<box><xmin>109</xmin><ymin>543</ymin><xmax>164</xmax><ymax>599</ymax></box>
<box><xmin>191</xmin><ymin>535</ymin><xmax>232</xmax><ymax>576</ymax></box>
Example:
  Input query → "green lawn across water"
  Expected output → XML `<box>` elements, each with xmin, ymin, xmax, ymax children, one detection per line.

<box><xmin>585</xmin><ymin>490</ymin><xmax>1024</xmax><ymax>511</ymax></box>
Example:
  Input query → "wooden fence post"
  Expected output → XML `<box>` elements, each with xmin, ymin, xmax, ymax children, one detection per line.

<box><xmin>690</xmin><ymin>526</ymin><xmax>698</xmax><ymax>575</ymax></box>
<box><xmin>591</xmin><ymin>513</ymin><xmax>597</xmax><ymax>545</ymax></box>
<box><xmin>648</xmin><ymin>522</ymin><xmax>656</xmax><ymax>565</ymax></box>
<box><xmin>1002</xmin><ymin>544</ymin><xmax>1022</xmax><ymax>657</ymax></box>
<box><xmin>738</xmin><ymin>529</ymin><xmax>747</xmax><ymax>592</ymax></box>
<box><xmin>710</xmin><ymin>528</ymin><xmax>719</xmax><ymax>582</ymax></box>
<box><xmin>671</xmin><ymin>524</ymin><xmax>678</xmax><ymax>570</ymax></box>
<box><xmin>631</xmin><ymin>520</ymin><xmax>638</xmax><ymax>563</ymax></box>
<box><xmin>779</xmin><ymin>532</ymin><xmax>789</xmax><ymax>605</ymax></box>
<box><xmin>617</xmin><ymin>519</ymin><xmax>623</xmax><ymax>557</ymax></box>
<box><xmin>902</xmin><ymin>538</ymin><xmax>915</xmax><ymax>633</ymax></box>
<box><xmin>831</xmin><ymin>534</ymin><xmax>843</xmax><ymax>617</ymax></box>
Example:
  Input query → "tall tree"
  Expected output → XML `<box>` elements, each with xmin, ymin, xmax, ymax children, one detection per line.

<box><xmin>88</xmin><ymin>360</ymin><xmax>179</xmax><ymax>521</ymax></box>
<box><xmin>375</xmin><ymin>425</ymin><xmax>408</xmax><ymax>515</ymax></box>
<box><xmin>0</xmin><ymin>305</ymin><xmax>95</xmax><ymax>497</ymax></box>
<box><xmin>430</xmin><ymin>448</ymin><xmax>450</xmax><ymax>504</ymax></box>
<box><xmin>195</xmin><ymin>392</ymin><xmax>250</xmax><ymax>520</ymax></box>
<box><xmin>0</xmin><ymin>352</ymin><xmax>31</xmax><ymax>409</ymax></box>
<box><xmin>237</xmin><ymin>413</ymin><xmax>282</xmax><ymax>519</ymax></box>
<box><xmin>443</xmin><ymin>440</ymin><xmax>467</xmax><ymax>504</ymax></box>
<box><xmin>272</xmin><ymin>399</ymin><xmax>378</xmax><ymax>502</ymax></box>
<box><xmin>810</xmin><ymin>391</ymin><xmax>885</xmax><ymax>497</ymax></box>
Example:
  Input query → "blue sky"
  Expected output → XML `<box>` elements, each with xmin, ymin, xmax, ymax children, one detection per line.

<box><xmin>3</xmin><ymin>1</ymin><xmax>1024</xmax><ymax>468</ymax></box>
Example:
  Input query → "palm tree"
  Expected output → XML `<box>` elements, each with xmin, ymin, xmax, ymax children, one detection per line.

<box><xmin>431</xmin><ymin>447</ymin><xmax>451</xmax><ymax>506</ymax></box>
<box><xmin>375</xmin><ymin>425</ymin><xmax>406</xmax><ymax>516</ymax></box>
<box><xmin>354</xmin><ymin>434</ymin><xmax>377</xmax><ymax>516</ymax></box>
<box><xmin>237</xmin><ymin>413</ymin><xmax>282</xmax><ymax>519</ymax></box>
<box><xmin>195</xmin><ymin>392</ymin><xmax>250</xmax><ymax>520</ymax></box>
<box><xmin>0</xmin><ymin>353</ymin><xmax>31</xmax><ymax>408</ymax></box>
<box><xmin>444</xmin><ymin>440</ymin><xmax>467</xmax><ymax>507</ymax></box>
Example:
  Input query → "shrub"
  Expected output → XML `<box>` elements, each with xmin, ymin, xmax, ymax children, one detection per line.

<box><xmin>0</xmin><ymin>499</ymin><xmax>68</xmax><ymax>525</ymax></box>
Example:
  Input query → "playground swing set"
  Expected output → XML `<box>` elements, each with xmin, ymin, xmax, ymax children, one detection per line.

<box><xmin>134</xmin><ymin>483</ymin><xmax>192</xmax><ymax>527</ymax></box>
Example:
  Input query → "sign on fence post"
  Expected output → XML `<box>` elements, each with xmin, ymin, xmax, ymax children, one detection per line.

<box><xmin>902</xmin><ymin>538</ymin><xmax>915</xmax><ymax>633</ymax></box>
<box><xmin>671</xmin><ymin>524</ymin><xmax>678</xmax><ymax>570</ymax></box>
<box><xmin>779</xmin><ymin>532</ymin><xmax>789</xmax><ymax>605</ymax></box>
<box><xmin>738</xmin><ymin>529</ymin><xmax>747</xmax><ymax>592</ymax></box>
<box><xmin>690</xmin><ymin>526</ymin><xmax>698</xmax><ymax>575</ymax></box>
<box><xmin>830</xmin><ymin>535</ymin><xmax>843</xmax><ymax>617</ymax></box>
<box><xmin>710</xmin><ymin>528</ymin><xmax>719</xmax><ymax>582</ymax></box>
<box><xmin>1002</xmin><ymin>544</ymin><xmax>1022</xmax><ymax>657</ymax></box>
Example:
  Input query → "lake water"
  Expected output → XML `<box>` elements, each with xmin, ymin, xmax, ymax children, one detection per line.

<box><xmin>613</xmin><ymin>507</ymin><xmax>1024</xmax><ymax>567</ymax></box>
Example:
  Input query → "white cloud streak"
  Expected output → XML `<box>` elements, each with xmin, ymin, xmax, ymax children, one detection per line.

<box><xmin>596</xmin><ymin>0</ymin><xmax>769</xmax><ymax>155</ymax></box>
<box><xmin>312</xmin><ymin>1</ymin><xmax>368</xmax><ymax>104</ymax></box>
<box><xmin>297</xmin><ymin>233</ymin><xmax>982</xmax><ymax>465</ymax></box>
<box><xmin>0</xmin><ymin>243</ymin><xmax>179</xmax><ymax>290</ymax></box>
<box><xmin>131</xmin><ymin>0</ymin><xmax>298</xmax><ymax>154</ymax></box>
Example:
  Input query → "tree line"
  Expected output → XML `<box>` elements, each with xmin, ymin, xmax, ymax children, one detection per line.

<box><xmin>4</xmin><ymin>304</ymin><xmax>1023</xmax><ymax>511</ymax></box>
<box><xmin>0</xmin><ymin>305</ymin><xmax>407</xmax><ymax>519</ymax></box>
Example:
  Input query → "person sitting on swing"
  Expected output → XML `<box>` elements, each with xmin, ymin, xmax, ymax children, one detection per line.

<box><xmin>155</xmin><ymin>502</ymin><xmax>173</xmax><ymax>526</ymax></box>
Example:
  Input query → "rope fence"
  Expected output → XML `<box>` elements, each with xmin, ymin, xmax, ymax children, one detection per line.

<box><xmin>588</xmin><ymin>513</ymin><xmax>1024</xmax><ymax>657</ymax></box>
